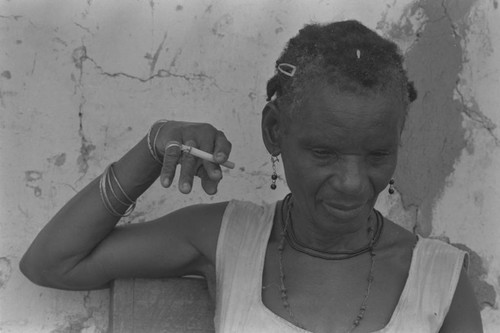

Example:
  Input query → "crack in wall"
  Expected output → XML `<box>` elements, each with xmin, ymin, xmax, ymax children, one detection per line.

<box><xmin>149</xmin><ymin>0</ymin><xmax>156</xmax><ymax>53</ymax></box>
<box><xmin>404</xmin><ymin>19</ymin><xmax>427</xmax><ymax>54</ymax></box>
<box><xmin>83</xmin><ymin>53</ymin><xmax>219</xmax><ymax>87</ymax></box>
<box><xmin>69</xmin><ymin>41</ymin><xmax>221</xmax><ymax>177</ymax></box>
<box><xmin>72</xmin><ymin>45</ymin><xmax>95</xmax><ymax>176</ymax></box>
<box><xmin>169</xmin><ymin>48</ymin><xmax>182</xmax><ymax>68</ymax></box>
<box><xmin>455</xmin><ymin>85</ymin><xmax>499</xmax><ymax>144</ymax></box>
<box><xmin>443</xmin><ymin>0</ymin><xmax>499</xmax><ymax>145</ymax></box>
<box><xmin>148</xmin><ymin>32</ymin><xmax>168</xmax><ymax>76</ymax></box>
<box><xmin>31</xmin><ymin>53</ymin><xmax>37</xmax><ymax>76</ymax></box>
<box><xmin>441</xmin><ymin>0</ymin><xmax>460</xmax><ymax>39</ymax></box>
<box><xmin>0</xmin><ymin>14</ymin><xmax>23</xmax><ymax>20</ymax></box>
<box><xmin>440</xmin><ymin>0</ymin><xmax>498</xmax><ymax>144</ymax></box>
<box><xmin>73</xmin><ymin>21</ymin><xmax>93</xmax><ymax>35</ymax></box>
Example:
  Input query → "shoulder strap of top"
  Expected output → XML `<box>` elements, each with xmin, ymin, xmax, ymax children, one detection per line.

<box><xmin>382</xmin><ymin>237</ymin><xmax>468</xmax><ymax>333</ymax></box>
<box><xmin>214</xmin><ymin>200</ymin><xmax>276</xmax><ymax>331</ymax></box>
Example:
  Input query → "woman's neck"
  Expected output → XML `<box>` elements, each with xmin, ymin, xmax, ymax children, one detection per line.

<box><xmin>286</xmin><ymin>202</ymin><xmax>375</xmax><ymax>254</ymax></box>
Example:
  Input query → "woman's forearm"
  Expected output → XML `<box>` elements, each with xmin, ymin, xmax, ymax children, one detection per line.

<box><xmin>20</xmin><ymin>120</ymin><xmax>232</xmax><ymax>289</ymax></box>
<box><xmin>19</xmin><ymin>135</ymin><xmax>161</xmax><ymax>287</ymax></box>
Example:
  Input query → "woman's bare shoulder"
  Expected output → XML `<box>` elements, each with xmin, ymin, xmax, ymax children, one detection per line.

<box><xmin>380</xmin><ymin>215</ymin><xmax>416</xmax><ymax>242</ymax></box>
<box><xmin>156</xmin><ymin>200</ymin><xmax>230</xmax><ymax>264</ymax></box>
<box><xmin>376</xmin><ymin>214</ymin><xmax>417</xmax><ymax>261</ymax></box>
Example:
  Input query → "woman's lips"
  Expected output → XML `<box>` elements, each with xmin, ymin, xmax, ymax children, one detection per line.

<box><xmin>322</xmin><ymin>201</ymin><xmax>365</xmax><ymax>219</ymax></box>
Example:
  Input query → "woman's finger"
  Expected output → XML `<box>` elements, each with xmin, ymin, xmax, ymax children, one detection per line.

<box><xmin>213</xmin><ymin>130</ymin><xmax>232</xmax><ymax>164</ymax></box>
<box><xmin>201</xmin><ymin>158</ymin><xmax>222</xmax><ymax>182</ymax></box>
<box><xmin>197</xmin><ymin>167</ymin><xmax>219</xmax><ymax>195</ymax></box>
<box><xmin>178</xmin><ymin>140</ymin><xmax>199</xmax><ymax>194</ymax></box>
<box><xmin>196</xmin><ymin>132</ymin><xmax>223</xmax><ymax>182</ymax></box>
<box><xmin>160</xmin><ymin>141</ymin><xmax>182</xmax><ymax>187</ymax></box>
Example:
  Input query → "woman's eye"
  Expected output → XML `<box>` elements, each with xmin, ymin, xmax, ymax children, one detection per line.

<box><xmin>370</xmin><ymin>151</ymin><xmax>390</xmax><ymax>161</ymax></box>
<box><xmin>312</xmin><ymin>149</ymin><xmax>332</xmax><ymax>158</ymax></box>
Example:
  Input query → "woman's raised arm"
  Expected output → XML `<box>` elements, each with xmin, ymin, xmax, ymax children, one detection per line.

<box><xmin>19</xmin><ymin>121</ymin><xmax>232</xmax><ymax>290</ymax></box>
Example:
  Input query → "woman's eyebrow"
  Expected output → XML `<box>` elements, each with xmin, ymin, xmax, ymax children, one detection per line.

<box><xmin>297</xmin><ymin>135</ymin><xmax>343</xmax><ymax>148</ymax></box>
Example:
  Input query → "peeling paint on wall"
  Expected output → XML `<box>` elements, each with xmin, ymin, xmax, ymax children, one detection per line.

<box><xmin>25</xmin><ymin>170</ymin><xmax>43</xmax><ymax>197</ymax></box>
<box><xmin>71</xmin><ymin>46</ymin><xmax>87</xmax><ymax>71</ymax></box>
<box><xmin>0</xmin><ymin>257</ymin><xmax>12</xmax><ymax>289</ymax></box>
<box><xmin>212</xmin><ymin>14</ymin><xmax>234</xmax><ymax>38</ymax></box>
<box><xmin>77</xmin><ymin>139</ymin><xmax>95</xmax><ymax>175</ymax></box>
<box><xmin>47</xmin><ymin>153</ymin><xmax>67</xmax><ymax>167</ymax></box>
<box><xmin>453</xmin><ymin>242</ymin><xmax>497</xmax><ymax>310</ymax></box>
<box><xmin>392</xmin><ymin>0</ymin><xmax>476</xmax><ymax>236</ymax></box>
<box><xmin>435</xmin><ymin>231</ymin><xmax>497</xmax><ymax>312</ymax></box>
<box><xmin>1</xmin><ymin>70</ymin><xmax>11</xmax><ymax>79</ymax></box>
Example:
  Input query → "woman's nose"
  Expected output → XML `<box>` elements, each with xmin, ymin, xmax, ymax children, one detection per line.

<box><xmin>330</xmin><ymin>157</ymin><xmax>367</xmax><ymax>196</ymax></box>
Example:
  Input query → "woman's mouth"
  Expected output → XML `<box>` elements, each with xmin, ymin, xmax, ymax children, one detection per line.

<box><xmin>322</xmin><ymin>201</ymin><xmax>366</xmax><ymax>219</ymax></box>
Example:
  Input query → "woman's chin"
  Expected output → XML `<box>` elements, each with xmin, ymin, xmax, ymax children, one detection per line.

<box><xmin>320</xmin><ymin>201</ymin><xmax>369</xmax><ymax>222</ymax></box>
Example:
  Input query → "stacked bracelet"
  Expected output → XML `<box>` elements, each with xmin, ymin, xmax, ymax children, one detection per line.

<box><xmin>99</xmin><ymin>163</ymin><xmax>136</xmax><ymax>217</ymax></box>
<box><xmin>99</xmin><ymin>120</ymin><xmax>170</xmax><ymax>217</ymax></box>
<box><xmin>147</xmin><ymin>120</ymin><xmax>169</xmax><ymax>164</ymax></box>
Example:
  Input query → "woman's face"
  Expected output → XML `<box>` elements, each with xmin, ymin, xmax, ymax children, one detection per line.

<box><xmin>279</xmin><ymin>84</ymin><xmax>405</xmax><ymax>232</ymax></box>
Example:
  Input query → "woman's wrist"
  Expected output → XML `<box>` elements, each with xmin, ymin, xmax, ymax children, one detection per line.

<box><xmin>147</xmin><ymin>119</ymin><xmax>170</xmax><ymax>164</ymax></box>
<box><xmin>112</xmin><ymin>134</ymin><xmax>164</xmax><ymax>201</ymax></box>
<box><xmin>99</xmin><ymin>163</ymin><xmax>137</xmax><ymax>217</ymax></box>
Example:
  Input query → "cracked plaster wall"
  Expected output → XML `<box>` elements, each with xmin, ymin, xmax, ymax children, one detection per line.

<box><xmin>0</xmin><ymin>0</ymin><xmax>499</xmax><ymax>332</ymax></box>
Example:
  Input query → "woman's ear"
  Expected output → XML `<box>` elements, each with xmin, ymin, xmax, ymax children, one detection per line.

<box><xmin>261</xmin><ymin>101</ymin><xmax>283</xmax><ymax>155</ymax></box>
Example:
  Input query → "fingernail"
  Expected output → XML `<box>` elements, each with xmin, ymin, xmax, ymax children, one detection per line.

<box><xmin>215</xmin><ymin>153</ymin><xmax>226</xmax><ymax>162</ymax></box>
<box><xmin>181</xmin><ymin>183</ymin><xmax>191</xmax><ymax>192</ymax></box>
<box><xmin>163</xmin><ymin>178</ymin><xmax>170</xmax><ymax>187</ymax></box>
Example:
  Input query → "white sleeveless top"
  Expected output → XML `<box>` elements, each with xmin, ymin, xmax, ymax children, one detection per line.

<box><xmin>214</xmin><ymin>200</ymin><xmax>468</xmax><ymax>333</ymax></box>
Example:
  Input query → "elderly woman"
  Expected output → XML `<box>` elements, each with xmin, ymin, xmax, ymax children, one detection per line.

<box><xmin>20</xmin><ymin>21</ymin><xmax>482</xmax><ymax>332</ymax></box>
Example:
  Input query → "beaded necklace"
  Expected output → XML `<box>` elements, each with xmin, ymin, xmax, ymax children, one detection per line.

<box><xmin>277</xmin><ymin>194</ymin><xmax>383</xmax><ymax>332</ymax></box>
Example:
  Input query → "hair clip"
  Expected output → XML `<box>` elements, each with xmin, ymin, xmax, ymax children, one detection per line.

<box><xmin>277</xmin><ymin>63</ymin><xmax>296</xmax><ymax>77</ymax></box>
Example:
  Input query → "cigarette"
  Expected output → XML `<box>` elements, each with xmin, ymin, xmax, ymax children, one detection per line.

<box><xmin>181</xmin><ymin>144</ymin><xmax>235</xmax><ymax>169</ymax></box>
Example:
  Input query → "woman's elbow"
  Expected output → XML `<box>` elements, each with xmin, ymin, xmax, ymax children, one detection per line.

<box><xmin>19</xmin><ymin>253</ymin><xmax>52</xmax><ymax>287</ymax></box>
<box><xmin>19</xmin><ymin>250</ymin><xmax>72</xmax><ymax>289</ymax></box>
<box><xmin>20</xmin><ymin>252</ymin><xmax>110</xmax><ymax>290</ymax></box>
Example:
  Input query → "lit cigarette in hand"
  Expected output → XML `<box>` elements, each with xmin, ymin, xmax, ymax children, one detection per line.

<box><xmin>181</xmin><ymin>144</ymin><xmax>235</xmax><ymax>169</ymax></box>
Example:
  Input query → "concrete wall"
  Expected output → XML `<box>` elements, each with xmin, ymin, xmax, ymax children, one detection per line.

<box><xmin>1</xmin><ymin>0</ymin><xmax>498</xmax><ymax>331</ymax></box>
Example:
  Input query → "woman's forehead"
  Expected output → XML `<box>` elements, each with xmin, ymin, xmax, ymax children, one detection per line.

<box><xmin>292</xmin><ymin>86</ymin><xmax>405</xmax><ymax>128</ymax></box>
<box><xmin>285</xmin><ymin>86</ymin><xmax>405</xmax><ymax>145</ymax></box>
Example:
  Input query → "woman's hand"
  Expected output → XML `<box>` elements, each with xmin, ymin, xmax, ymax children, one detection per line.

<box><xmin>152</xmin><ymin>121</ymin><xmax>232</xmax><ymax>195</ymax></box>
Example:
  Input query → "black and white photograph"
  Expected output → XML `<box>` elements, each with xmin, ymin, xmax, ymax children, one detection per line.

<box><xmin>1</xmin><ymin>0</ymin><xmax>498</xmax><ymax>332</ymax></box>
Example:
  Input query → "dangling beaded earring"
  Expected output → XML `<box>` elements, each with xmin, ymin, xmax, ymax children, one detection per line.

<box><xmin>271</xmin><ymin>155</ymin><xmax>279</xmax><ymax>190</ymax></box>
<box><xmin>388</xmin><ymin>179</ymin><xmax>395</xmax><ymax>194</ymax></box>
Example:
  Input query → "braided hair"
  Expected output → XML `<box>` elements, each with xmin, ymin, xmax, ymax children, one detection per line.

<box><xmin>266</xmin><ymin>20</ymin><xmax>417</xmax><ymax>115</ymax></box>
